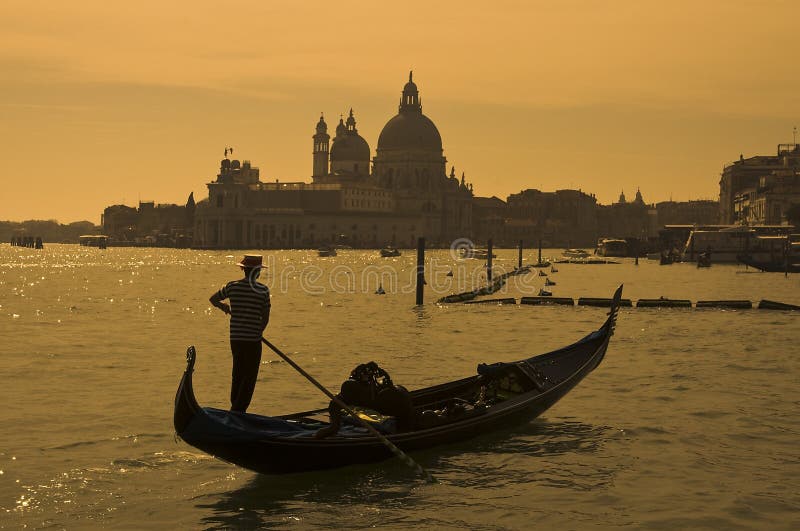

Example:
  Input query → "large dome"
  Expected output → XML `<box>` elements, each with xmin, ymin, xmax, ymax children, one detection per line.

<box><xmin>377</xmin><ymin>112</ymin><xmax>442</xmax><ymax>152</ymax></box>
<box><xmin>330</xmin><ymin>133</ymin><xmax>370</xmax><ymax>161</ymax></box>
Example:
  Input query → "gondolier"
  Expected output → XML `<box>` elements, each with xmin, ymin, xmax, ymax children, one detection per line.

<box><xmin>209</xmin><ymin>254</ymin><xmax>271</xmax><ymax>413</ymax></box>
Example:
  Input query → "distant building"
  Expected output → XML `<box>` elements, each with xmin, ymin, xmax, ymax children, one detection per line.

<box><xmin>596</xmin><ymin>188</ymin><xmax>656</xmax><ymax>241</ymax></box>
<box><xmin>504</xmin><ymin>188</ymin><xmax>598</xmax><ymax>247</ymax></box>
<box><xmin>655</xmin><ymin>199</ymin><xmax>719</xmax><ymax>226</ymax></box>
<box><xmin>719</xmin><ymin>143</ymin><xmax>800</xmax><ymax>224</ymax></box>
<box><xmin>193</xmin><ymin>73</ymin><xmax>473</xmax><ymax>249</ymax></box>
<box><xmin>471</xmin><ymin>195</ymin><xmax>507</xmax><ymax>244</ymax></box>
<box><xmin>102</xmin><ymin>195</ymin><xmax>194</xmax><ymax>246</ymax></box>
<box><xmin>733</xmin><ymin>171</ymin><xmax>800</xmax><ymax>225</ymax></box>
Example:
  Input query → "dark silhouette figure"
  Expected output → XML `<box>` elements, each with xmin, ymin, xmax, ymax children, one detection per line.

<box><xmin>209</xmin><ymin>255</ymin><xmax>271</xmax><ymax>412</ymax></box>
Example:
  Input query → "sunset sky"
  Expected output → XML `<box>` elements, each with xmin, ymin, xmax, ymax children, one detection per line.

<box><xmin>2</xmin><ymin>0</ymin><xmax>798</xmax><ymax>222</ymax></box>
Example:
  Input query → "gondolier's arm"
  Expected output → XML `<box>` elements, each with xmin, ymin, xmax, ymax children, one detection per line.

<box><xmin>209</xmin><ymin>292</ymin><xmax>230</xmax><ymax>315</ymax></box>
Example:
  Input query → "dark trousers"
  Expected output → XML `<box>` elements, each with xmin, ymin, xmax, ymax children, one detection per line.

<box><xmin>230</xmin><ymin>340</ymin><xmax>262</xmax><ymax>412</ymax></box>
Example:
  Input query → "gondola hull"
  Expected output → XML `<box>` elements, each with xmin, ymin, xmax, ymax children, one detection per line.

<box><xmin>174</xmin><ymin>287</ymin><xmax>622</xmax><ymax>474</ymax></box>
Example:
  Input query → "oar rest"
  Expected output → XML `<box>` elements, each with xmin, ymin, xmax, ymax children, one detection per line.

<box><xmin>514</xmin><ymin>361</ymin><xmax>554</xmax><ymax>392</ymax></box>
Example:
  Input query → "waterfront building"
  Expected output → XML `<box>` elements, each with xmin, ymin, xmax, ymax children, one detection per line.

<box><xmin>502</xmin><ymin>188</ymin><xmax>598</xmax><ymax>246</ymax></box>
<box><xmin>655</xmin><ymin>199</ymin><xmax>719</xmax><ymax>226</ymax></box>
<box><xmin>733</xmin><ymin>170</ymin><xmax>800</xmax><ymax>225</ymax></box>
<box><xmin>719</xmin><ymin>143</ymin><xmax>800</xmax><ymax>224</ymax></box>
<box><xmin>102</xmin><ymin>195</ymin><xmax>194</xmax><ymax>246</ymax></box>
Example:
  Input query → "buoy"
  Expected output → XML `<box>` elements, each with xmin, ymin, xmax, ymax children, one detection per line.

<box><xmin>520</xmin><ymin>296</ymin><xmax>574</xmax><ymax>306</ymax></box>
<box><xmin>636</xmin><ymin>299</ymin><xmax>691</xmax><ymax>308</ymax></box>
<box><xmin>578</xmin><ymin>297</ymin><xmax>633</xmax><ymax>307</ymax></box>
<box><xmin>695</xmin><ymin>300</ymin><xmax>752</xmax><ymax>309</ymax></box>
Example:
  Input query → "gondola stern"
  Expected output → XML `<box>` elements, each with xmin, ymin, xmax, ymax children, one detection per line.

<box><xmin>174</xmin><ymin>346</ymin><xmax>202</xmax><ymax>435</ymax></box>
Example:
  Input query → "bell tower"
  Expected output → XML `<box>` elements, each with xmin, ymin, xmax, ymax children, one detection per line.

<box><xmin>312</xmin><ymin>114</ymin><xmax>330</xmax><ymax>179</ymax></box>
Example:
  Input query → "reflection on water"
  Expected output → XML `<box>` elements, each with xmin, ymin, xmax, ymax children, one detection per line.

<box><xmin>2</xmin><ymin>245</ymin><xmax>799</xmax><ymax>529</ymax></box>
<box><xmin>195</xmin><ymin>418</ymin><xmax>623</xmax><ymax>529</ymax></box>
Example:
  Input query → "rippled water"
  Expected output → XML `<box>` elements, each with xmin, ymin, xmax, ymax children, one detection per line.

<box><xmin>1</xmin><ymin>244</ymin><xmax>798</xmax><ymax>529</ymax></box>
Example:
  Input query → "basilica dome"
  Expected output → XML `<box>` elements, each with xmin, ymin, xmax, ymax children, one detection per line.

<box><xmin>377</xmin><ymin>72</ymin><xmax>442</xmax><ymax>152</ymax></box>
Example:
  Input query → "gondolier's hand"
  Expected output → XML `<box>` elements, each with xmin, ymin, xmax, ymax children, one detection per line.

<box><xmin>219</xmin><ymin>303</ymin><xmax>231</xmax><ymax>315</ymax></box>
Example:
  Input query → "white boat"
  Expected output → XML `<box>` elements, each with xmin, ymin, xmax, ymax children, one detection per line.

<box><xmin>682</xmin><ymin>227</ymin><xmax>792</xmax><ymax>263</ymax></box>
<box><xmin>563</xmin><ymin>249</ymin><xmax>590</xmax><ymax>259</ymax></box>
<box><xmin>595</xmin><ymin>238</ymin><xmax>628</xmax><ymax>257</ymax></box>
<box><xmin>459</xmin><ymin>248</ymin><xmax>496</xmax><ymax>260</ymax></box>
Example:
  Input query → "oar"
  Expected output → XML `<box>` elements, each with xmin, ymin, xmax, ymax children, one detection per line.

<box><xmin>261</xmin><ymin>337</ymin><xmax>435</xmax><ymax>483</ymax></box>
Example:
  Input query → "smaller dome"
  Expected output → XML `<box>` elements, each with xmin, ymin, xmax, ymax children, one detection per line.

<box><xmin>330</xmin><ymin>134</ymin><xmax>370</xmax><ymax>162</ymax></box>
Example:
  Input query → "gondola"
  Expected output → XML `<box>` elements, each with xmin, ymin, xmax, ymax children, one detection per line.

<box><xmin>380</xmin><ymin>247</ymin><xmax>401</xmax><ymax>258</ymax></box>
<box><xmin>174</xmin><ymin>286</ymin><xmax>623</xmax><ymax>475</ymax></box>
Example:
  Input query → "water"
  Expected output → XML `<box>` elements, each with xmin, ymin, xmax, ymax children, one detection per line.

<box><xmin>1</xmin><ymin>245</ymin><xmax>798</xmax><ymax>529</ymax></box>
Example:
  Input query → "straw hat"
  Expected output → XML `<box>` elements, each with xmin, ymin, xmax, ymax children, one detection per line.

<box><xmin>237</xmin><ymin>254</ymin><xmax>263</xmax><ymax>268</ymax></box>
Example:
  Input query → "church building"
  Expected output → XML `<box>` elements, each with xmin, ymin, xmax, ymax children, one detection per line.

<box><xmin>193</xmin><ymin>73</ymin><xmax>473</xmax><ymax>249</ymax></box>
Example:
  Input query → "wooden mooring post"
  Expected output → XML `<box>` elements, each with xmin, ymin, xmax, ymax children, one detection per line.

<box><xmin>416</xmin><ymin>237</ymin><xmax>425</xmax><ymax>305</ymax></box>
<box><xmin>487</xmin><ymin>238</ymin><xmax>493</xmax><ymax>283</ymax></box>
<box><xmin>518</xmin><ymin>240</ymin><xmax>523</xmax><ymax>269</ymax></box>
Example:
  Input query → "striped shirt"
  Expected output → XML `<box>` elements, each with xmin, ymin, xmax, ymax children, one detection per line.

<box><xmin>217</xmin><ymin>279</ymin><xmax>271</xmax><ymax>341</ymax></box>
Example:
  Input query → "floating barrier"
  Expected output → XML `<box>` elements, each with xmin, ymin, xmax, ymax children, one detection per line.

<box><xmin>578</xmin><ymin>297</ymin><xmax>633</xmax><ymax>307</ymax></box>
<box><xmin>757</xmin><ymin>299</ymin><xmax>800</xmax><ymax>311</ymax></box>
<box><xmin>464</xmin><ymin>298</ymin><xmax>516</xmax><ymax>305</ymax></box>
<box><xmin>520</xmin><ymin>296</ymin><xmax>575</xmax><ymax>306</ymax></box>
<box><xmin>696</xmin><ymin>300</ymin><xmax>752</xmax><ymax>309</ymax></box>
<box><xmin>636</xmin><ymin>299</ymin><xmax>692</xmax><ymax>308</ymax></box>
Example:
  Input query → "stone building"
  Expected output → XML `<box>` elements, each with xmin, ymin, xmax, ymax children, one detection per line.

<box><xmin>503</xmin><ymin>188</ymin><xmax>598</xmax><ymax>247</ymax></box>
<box><xmin>719</xmin><ymin>143</ymin><xmax>800</xmax><ymax>224</ymax></box>
<box><xmin>471</xmin><ymin>196</ymin><xmax>507</xmax><ymax>244</ymax></box>
<box><xmin>733</xmin><ymin>170</ymin><xmax>800</xmax><ymax>225</ymax></box>
<box><xmin>102</xmin><ymin>195</ymin><xmax>194</xmax><ymax>246</ymax></box>
<box><xmin>655</xmin><ymin>199</ymin><xmax>719</xmax><ymax>226</ymax></box>
<box><xmin>596</xmin><ymin>189</ymin><xmax>657</xmax><ymax>241</ymax></box>
<box><xmin>193</xmin><ymin>73</ymin><xmax>474</xmax><ymax>249</ymax></box>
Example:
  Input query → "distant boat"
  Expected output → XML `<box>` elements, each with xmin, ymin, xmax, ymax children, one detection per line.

<box><xmin>550</xmin><ymin>265</ymin><xmax>558</xmax><ymax>273</ymax></box>
<box><xmin>375</xmin><ymin>284</ymin><xmax>386</xmax><ymax>295</ymax></box>
<box><xmin>538</xmin><ymin>288</ymin><xmax>552</xmax><ymax>296</ymax></box>
<box><xmin>595</xmin><ymin>238</ymin><xmax>628</xmax><ymax>257</ymax></box>
<box><xmin>544</xmin><ymin>278</ymin><xmax>556</xmax><ymax>286</ymax></box>
<box><xmin>563</xmin><ymin>249</ymin><xmax>590</xmax><ymax>259</ymax></box>
<box><xmin>459</xmin><ymin>248</ymin><xmax>495</xmax><ymax>260</ymax></box>
<box><xmin>318</xmin><ymin>246</ymin><xmax>337</xmax><ymax>257</ymax></box>
<box><xmin>380</xmin><ymin>247</ymin><xmax>401</xmax><ymax>258</ymax></box>
<box><xmin>446</xmin><ymin>269</ymin><xmax>454</xmax><ymax>277</ymax></box>
<box><xmin>697</xmin><ymin>252</ymin><xmax>712</xmax><ymax>268</ymax></box>
<box><xmin>538</xmin><ymin>270</ymin><xmax>547</xmax><ymax>277</ymax></box>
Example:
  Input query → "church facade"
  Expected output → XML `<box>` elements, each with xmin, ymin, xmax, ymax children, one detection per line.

<box><xmin>193</xmin><ymin>73</ymin><xmax>473</xmax><ymax>249</ymax></box>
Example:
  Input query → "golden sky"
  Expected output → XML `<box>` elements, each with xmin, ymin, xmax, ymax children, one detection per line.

<box><xmin>2</xmin><ymin>0</ymin><xmax>798</xmax><ymax>222</ymax></box>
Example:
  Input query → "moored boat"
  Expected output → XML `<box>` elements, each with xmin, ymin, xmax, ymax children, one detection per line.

<box><xmin>174</xmin><ymin>287</ymin><xmax>623</xmax><ymax>474</ymax></box>
<box><xmin>563</xmin><ymin>249</ymin><xmax>590</xmax><ymax>259</ymax></box>
<box><xmin>380</xmin><ymin>247</ymin><xmax>401</xmax><ymax>258</ymax></box>
<box><xmin>318</xmin><ymin>246</ymin><xmax>337</xmax><ymax>257</ymax></box>
<box><xmin>595</xmin><ymin>238</ymin><xmax>628</xmax><ymax>257</ymax></box>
